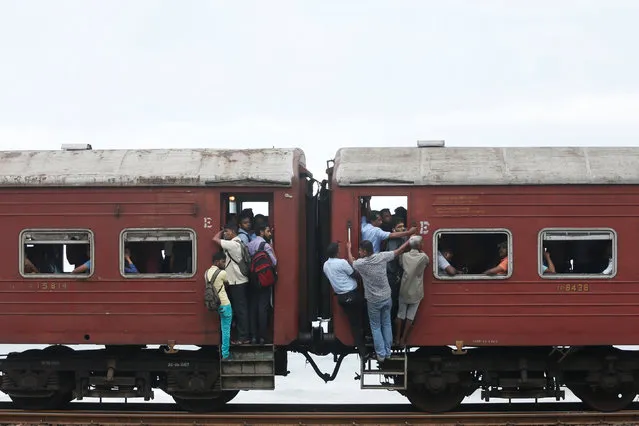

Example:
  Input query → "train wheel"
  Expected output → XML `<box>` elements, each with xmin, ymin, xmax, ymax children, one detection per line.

<box><xmin>403</xmin><ymin>382</ymin><xmax>466</xmax><ymax>413</ymax></box>
<box><xmin>8</xmin><ymin>347</ymin><xmax>75</xmax><ymax>410</ymax></box>
<box><xmin>172</xmin><ymin>391</ymin><xmax>239</xmax><ymax>412</ymax></box>
<box><xmin>569</xmin><ymin>384</ymin><xmax>636</xmax><ymax>412</ymax></box>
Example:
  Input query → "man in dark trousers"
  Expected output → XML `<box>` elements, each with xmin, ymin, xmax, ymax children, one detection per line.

<box><xmin>323</xmin><ymin>242</ymin><xmax>368</xmax><ymax>360</ymax></box>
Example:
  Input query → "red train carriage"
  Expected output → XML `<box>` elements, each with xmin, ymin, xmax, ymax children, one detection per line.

<box><xmin>326</xmin><ymin>146</ymin><xmax>639</xmax><ymax>412</ymax></box>
<box><xmin>0</xmin><ymin>147</ymin><xmax>314</xmax><ymax>411</ymax></box>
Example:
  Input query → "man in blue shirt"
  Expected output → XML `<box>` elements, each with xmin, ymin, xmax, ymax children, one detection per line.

<box><xmin>323</xmin><ymin>242</ymin><xmax>367</xmax><ymax>360</ymax></box>
<box><xmin>361</xmin><ymin>211</ymin><xmax>416</xmax><ymax>253</ymax></box>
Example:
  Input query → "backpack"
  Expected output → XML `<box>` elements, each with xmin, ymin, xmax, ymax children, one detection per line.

<box><xmin>226</xmin><ymin>241</ymin><xmax>251</xmax><ymax>278</ymax></box>
<box><xmin>204</xmin><ymin>268</ymin><xmax>223</xmax><ymax>311</ymax></box>
<box><xmin>250</xmin><ymin>241</ymin><xmax>278</xmax><ymax>288</ymax></box>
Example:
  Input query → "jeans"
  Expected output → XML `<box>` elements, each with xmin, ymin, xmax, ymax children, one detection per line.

<box><xmin>249</xmin><ymin>285</ymin><xmax>271</xmax><ymax>342</ymax></box>
<box><xmin>227</xmin><ymin>283</ymin><xmax>250</xmax><ymax>341</ymax></box>
<box><xmin>366</xmin><ymin>297</ymin><xmax>393</xmax><ymax>358</ymax></box>
<box><xmin>218</xmin><ymin>303</ymin><xmax>233</xmax><ymax>358</ymax></box>
<box><xmin>338</xmin><ymin>290</ymin><xmax>367</xmax><ymax>358</ymax></box>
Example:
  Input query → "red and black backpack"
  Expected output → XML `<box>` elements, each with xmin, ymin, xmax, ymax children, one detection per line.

<box><xmin>249</xmin><ymin>241</ymin><xmax>278</xmax><ymax>288</ymax></box>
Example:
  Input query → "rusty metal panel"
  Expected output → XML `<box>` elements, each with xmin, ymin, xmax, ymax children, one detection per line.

<box><xmin>0</xmin><ymin>148</ymin><xmax>305</xmax><ymax>187</ymax></box>
<box><xmin>333</xmin><ymin>147</ymin><xmax>639</xmax><ymax>186</ymax></box>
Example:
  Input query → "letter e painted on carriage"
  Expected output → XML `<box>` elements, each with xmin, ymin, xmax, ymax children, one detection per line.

<box><xmin>203</xmin><ymin>217</ymin><xmax>213</xmax><ymax>229</ymax></box>
<box><xmin>420</xmin><ymin>221</ymin><xmax>430</xmax><ymax>235</ymax></box>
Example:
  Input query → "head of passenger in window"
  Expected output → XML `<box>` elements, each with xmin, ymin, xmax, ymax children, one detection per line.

<box><xmin>440</xmin><ymin>247</ymin><xmax>454</xmax><ymax>261</ymax></box>
<box><xmin>409</xmin><ymin>236</ymin><xmax>422</xmax><ymax>251</ymax></box>
<box><xmin>222</xmin><ymin>223</ymin><xmax>238</xmax><ymax>240</ymax></box>
<box><xmin>392</xmin><ymin>216</ymin><xmax>405</xmax><ymax>233</ymax></box>
<box><xmin>212</xmin><ymin>251</ymin><xmax>226</xmax><ymax>269</ymax></box>
<box><xmin>256</xmin><ymin>225</ymin><xmax>273</xmax><ymax>243</ymax></box>
<box><xmin>239</xmin><ymin>216</ymin><xmax>252</xmax><ymax>233</ymax></box>
<box><xmin>358</xmin><ymin>240</ymin><xmax>374</xmax><ymax>258</ymax></box>
<box><xmin>368</xmin><ymin>211</ymin><xmax>383</xmax><ymax>227</ymax></box>
<box><xmin>497</xmin><ymin>242</ymin><xmax>508</xmax><ymax>259</ymax></box>
<box><xmin>326</xmin><ymin>242</ymin><xmax>340</xmax><ymax>259</ymax></box>
<box><xmin>380</xmin><ymin>208</ymin><xmax>392</xmax><ymax>225</ymax></box>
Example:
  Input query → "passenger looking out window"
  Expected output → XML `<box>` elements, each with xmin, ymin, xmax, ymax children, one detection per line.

<box><xmin>395</xmin><ymin>236</ymin><xmax>428</xmax><ymax>347</ymax></box>
<box><xmin>323</xmin><ymin>242</ymin><xmax>368</xmax><ymax>360</ymax></box>
<box><xmin>539</xmin><ymin>229</ymin><xmax>615</xmax><ymax>277</ymax></box>
<box><xmin>123</xmin><ymin>246</ymin><xmax>139</xmax><ymax>274</ymax></box>
<box><xmin>213</xmin><ymin>224</ymin><xmax>250</xmax><ymax>345</ymax></box>
<box><xmin>602</xmin><ymin>245</ymin><xmax>613</xmax><ymax>275</ymax></box>
<box><xmin>71</xmin><ymin>246</ymin><xmax>91</xmax><ymax>274</ymax></box>
<box><xmin>247</xmin><ymin>225</ymin><xmax>277</xmax><ymax>344</ymax></box>
<box><xmin>438</xmin><ymin>248</ymin><xmax>462</xmax><ymax>276</ymax></box>
<box><xmin>206</xmin><ymin>252</ymin><xmax>233</xmax><ymax>360</ymax></box>
<box><xmin>483</xmin><ymin>242</ymin><xmax>508</xmax><ymax>276</ymax></box>
<box><xmin>347</xmin><ymin>238</ymin><xmax>411</xmax><ymax>363</ymax></box>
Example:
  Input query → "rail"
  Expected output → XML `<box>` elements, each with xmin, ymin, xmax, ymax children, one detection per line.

<box><xmin>0</xmin><ymin>403</ymin><xmax>638</xmax><ymax>425</ymax></box>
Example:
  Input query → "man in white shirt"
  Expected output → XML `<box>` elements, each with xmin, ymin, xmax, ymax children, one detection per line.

<box><xmin>438</xmin><ymin>248</ymin><xmax>461</xmax><ymax>276</ymax></box>
<box><xmin>213</xmin><ymin>224</ymin><xmax>250</xmax><ymax>344</ymax></box>
<box><xmin>323</xmin><ymin>242</ymin><xmax>367</xmax><ymax>359</ymax></box>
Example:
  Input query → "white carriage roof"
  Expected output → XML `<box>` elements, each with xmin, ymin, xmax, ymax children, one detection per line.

<box><xmin>334</xmin><ymin>147</ymin><xmax>639</xmax><ymax>186</ymax></box>
<box><xmin>0</xmin><ymin>148</ymin><xmax>305</xmax><ymax>187</ymax></box>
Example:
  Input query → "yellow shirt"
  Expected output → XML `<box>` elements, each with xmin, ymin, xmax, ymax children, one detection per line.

<box><xmin>205</xmin><ymin>266</ymin><xmax>230</xmax><ymax>306</ymax></box>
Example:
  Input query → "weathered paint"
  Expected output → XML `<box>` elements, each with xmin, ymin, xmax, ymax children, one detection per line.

<box><xmin>0</xmin><ymin>148</ymin><xmax>305</xmax><ymax>187</ymax></box>
<box><xmin>334</xmin><ymin>147</ymin><xmax>639</xmax><ymax>186</ymax></box>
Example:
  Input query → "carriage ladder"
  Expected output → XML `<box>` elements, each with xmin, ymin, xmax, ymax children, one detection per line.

<box><xmin>360</xmin><ymin>349</ymin><xmax>407</xmax><ymax>390</ymax></box>
<box><xmin>220</xmin><ymin>344</ymin><xmax>275</xmax><ymax>390</ymax></box>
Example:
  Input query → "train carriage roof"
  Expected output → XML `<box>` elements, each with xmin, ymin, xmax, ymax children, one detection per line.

<box><xmin>0</xmin><ymin>148</ymin><xmax>305</xmax><ymax>187</ymax></box>
<box><xmin>333</xmin><ymin>147</ymin><xmax>639</xmax><ymax>186</ymax></box>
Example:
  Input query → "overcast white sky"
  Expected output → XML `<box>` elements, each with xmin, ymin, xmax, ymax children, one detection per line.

<box><xmin>1</xmin><ymin>0</ymin><xmax>639</xmax><ymax>176</ymax></box>
<box><xmin>1</xmin><ymin>0</ymin><xmax>639</xmax><ymax>405</ymax></box>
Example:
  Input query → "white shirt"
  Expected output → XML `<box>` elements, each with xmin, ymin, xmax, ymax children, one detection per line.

<box><xmin>437</xmin><ymin>252</ymin><xmax>451</xmax><ymax>274</ymax></box>
<box><xmin>220</xmin><ymin>237</ymin><xmax>249</xmax><ymax>285</ymax></box>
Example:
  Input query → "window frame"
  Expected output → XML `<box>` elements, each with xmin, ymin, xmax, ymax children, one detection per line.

<box><xmin>537</xmin><ymin>227</ymin><xmax>617</xmax><ymax>279</ymax></box>
<box><xmin>432</xmin><ymin>228</ymin><xmax>513</xmax><ymax>280</ymax></box>
<box><xmin>119</xmin><ymin>227</ymin><xmax>197</xmax><ymax>279</ymax></box>
<box><xmin>19</xmin><ymin>228</ymin><xmax>95</xmax><ymax>279</ymax></box>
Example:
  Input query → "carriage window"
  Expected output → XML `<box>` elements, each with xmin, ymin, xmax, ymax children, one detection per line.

<box><xmin>538</xmin><ymin>229</ymin><xmax>615</xmax><ymax>278</ymax></box>
<box><xmin>120</xmin><ymin>229</ymin><xmax>196</xmax><ymax>277</ymax></box>
<box><xmin>434</xmin><ymin>229</ymin><xmax>512</xmax><ymax>280</ymax></box>
<box><xmin>20</xmin><ymin>229</ymin><xmax>94</xmax><ymax>277</ymax></box>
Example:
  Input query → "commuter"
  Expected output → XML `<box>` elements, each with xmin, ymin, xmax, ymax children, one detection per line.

<box><xmin>380</xmin><ymin>208</ymin><xmax>393</xmax><ymax>232</ymax></box>
<box><xmin>602</xmin><ymin>245</ymin><xmax>613</xmax><ymax>275</ymax></box>
<box><xmin>386</xmin><ymin>216</ymin><xmax>407</xmax><ymax>320</ymax></box>
<box><xmin>394</xmin><ymin>206</ymin><xmax>407</xmax><ymax>225</ymax></box>
<box><xmin>213</xmin><ymin>224</ymin><xmax>251</xmax><ymax>344</ymax></box>
<box><xmin>542</xmin><ymin>249</ymin><xmax>556</xmax><ymax>275</ymax></box>
<box><xmin>394</xmin><ymin>236</ymin><xmax>428</xmax><ymax>346</ymax></box>
<box><xmin>24</xmin><ymin>257</ymin><xmax>39</xmax><ymax>274</ymax></box>
<box><xmin>71</xmin><ymin>246</ymin><xmax>91</xmax><ymax>274</ymax></box>
<box><xmin>123</xmin><ymin>246</ymin><xmax>139</xmax><ymax>274</ymax></box>
<box><xmin>438</xmin><ymin>248</ymin><xmax>462</xmax><ymax>276</ymax></box>
<box><xmin>347</xmin><ymin>238</ymin><xmax>411</xmax><ymax>363</ymax></box>
<box><xmin>247</xmin><ymin>224</ymin><xmax>277</xmax><ymax>344</ymax></box>
<box><xmin>361</xmin><ymin>210</ymin><xmax>416</xmax><ymax>254</ymax></box>
<box><xmin>238</xmin><ymin>213</ymin><xmax>255</xmax><ymax>246</ymax></box>
<box><xmin>323</xmin><ymin>242</ymin><xmax>368</xmax><ymax>360</ymax></box>
<box><xmin>484</xmin><ymin>242</ymin><xmax>508</xmax><ymax>275</ymax></box>
<box><xmin>205</xmin><ymin>252</ymin><xmax>233</xmax><ymax>360</ymax></box>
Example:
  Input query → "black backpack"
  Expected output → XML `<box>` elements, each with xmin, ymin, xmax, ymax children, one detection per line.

<box><xmin>204</xmin><ymin>268</ymin><xmax>223</xmax><ymax>311</ymax></box>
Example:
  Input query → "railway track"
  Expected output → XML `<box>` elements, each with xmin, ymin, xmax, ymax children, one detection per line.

<box><xmin>0</xmin><ymin>403</ymin><xmax>638</xmax><ymax>425</ymax></box>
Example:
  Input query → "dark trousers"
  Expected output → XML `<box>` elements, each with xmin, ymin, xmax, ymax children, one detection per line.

<box><xmin>249</xmin><ymin>285</ymin><xmax>271</xmax><ymax>341</ymax></box>
<box><xmin>227</xmin><ymin>283</ymin><xmax>250</xmax><ymax>341</ymax></box>
<box><xmin>387</xmin><ymin>271</ymin><xmax>401</xmax><ymax>321</ymax></box>
<box><xmin>338</xmin><ymin>290</ymin><xmax>367</xmax><ymax>358</ymax></box>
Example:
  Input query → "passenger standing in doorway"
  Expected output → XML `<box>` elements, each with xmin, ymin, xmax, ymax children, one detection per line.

<box><xmin>205</xmin><ymin>252</ymin><xmax>233</xmax><ymax>360</ymax></box>
<box><xmin>361</xmin><ymin>210</ymin><xmax>416</xmax><ymax>254</ymax></box>
<box><xmin>395</xmin><ymin>236</ymin><xmax>428</xmax><ymax>346</ymax></box>
<box><xmin>238</xmin><ymin>214</ymin><xmax>255</xmax><ymax>246</ymax></box>
<box><xmin>247</xmin><ymin>224</ymin><xmax>277</xmax><ymax>344</ymax></box>
<box><xmin>379</xmin><ymin>208</ymin><xmax>394</xmax><ymax>232</ymax></box>
<box><xmin>386</xmin><ymin>216</ymin><xmax>407</xmax><ymax>321</ymax></box>
<box><xmin>323</xmin><ymin>242</ymin><xmax>368</xmax><ymax>360</ymax></box>
<box><xmin>348</xmin><ymin>239</ymin><xmax>411</xmax><ymax>363</ymax></box>
<box><xmin>213</xmin><ymin>224</ymin><xmax>251</xmax><ymax>344</ymax></box>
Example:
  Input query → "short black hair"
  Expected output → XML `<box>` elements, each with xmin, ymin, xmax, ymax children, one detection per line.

<box><xmin>392</xmin><ymin>215</ymin><xmax>404</xmax><ymax>227</ymax></box>
<box><xmin>367</xmin><ymin>210</ymin><xmax>381</xmax><ymax>223</ymax></box>
<box><xmin>256</xmin><ymin>224</ymin><xmax>269</xmax><ymax>235</ymax></box>
<box><xmin>359</xmin><ymin>240</ymin><xmax>373</xmax><ymax>255</ymax></box>
<box><xmin>223</xmin><ymin>222</ymin><xmax>237</xmax><ymax>231</ymax></box>
<box><xmin>212</xmin><ymin>252</ymin><xmax>226</xmax><ymax>262</ymax></box>
<box><xmin>498</xmin><ymin>242</ymin><xmax>508</xmax><ymax>251</ymax></box>
<box><xmin>380</xmin><ymin>208</ymin><xmax>391</xmax><ymax>215</ymax></box>
<box><xmin>326</xmin><ymin>242</ymin><xmax>339</xmax><ymax>258</ymax></box>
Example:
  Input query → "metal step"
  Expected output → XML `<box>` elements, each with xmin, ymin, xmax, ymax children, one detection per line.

<box><xmin>359</xmin><ymin>349</ymin><xmax>407</xmax><ymax>390</ymax></box>
<box><xmin>220</xmin><ymin>344</ymin><xmax>275</xmax><ymax>391</ymax></box>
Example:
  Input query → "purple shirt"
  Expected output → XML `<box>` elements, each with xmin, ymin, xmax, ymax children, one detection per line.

<box><xmin>247</xmin><ymin>236</ymin><xmax>277</xmax><ymax>265</ymax></box>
